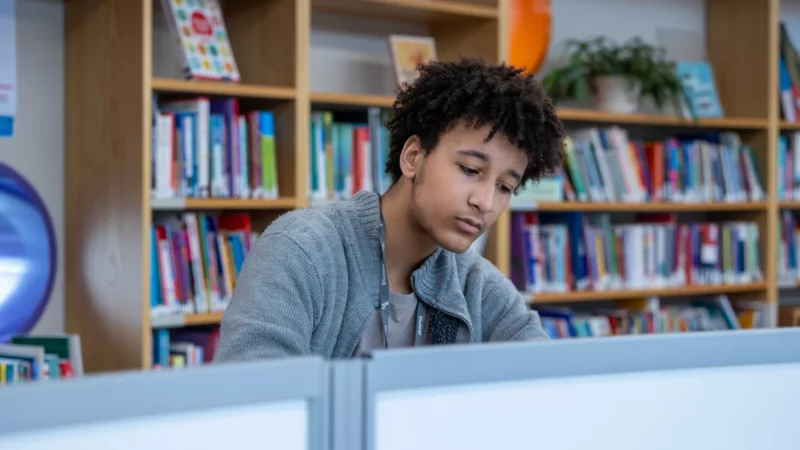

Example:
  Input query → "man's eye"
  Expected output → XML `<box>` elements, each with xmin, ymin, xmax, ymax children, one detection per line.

<box><xmin>459</xmin><ymin>165</ymin><xmax>479</xmax><ymax>176</ymax></box>
<box><xmin>498</xmin><ymin>184</ymin><xmax>512</xmax><ymax>194</ymax></box>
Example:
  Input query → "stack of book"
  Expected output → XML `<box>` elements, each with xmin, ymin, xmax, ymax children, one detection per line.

<box><xmin>515</xmin><ymin>127</ymin><xmax>764</xmax><ymax>205</ymax></box>
<box><xmin>150</xmin><ymin>212</ymin><xmax>254</xmax><ymax>318</ymax></box>
<box><xmin>152</xmin><ymin>96</ymin><xmax>280</xmax><ymax>200</ymax></box>
<box><xmin>0</xmin><ymin>335</ymin><xmax>83</xmax><ymax>386</ymax></box>
<box><xmin>153</xmin><ymin>328</ymin><xmax>219</xmax><ymax>370</ymax></box>
<box><xmin>539</xmin><ymin>294</ymin><xmax>768</xmax><ymax>339</ymax></box>
<box><xmin>512</xmin><ymin>212</ymin><xmax>762</xmax><ymax>294</ymax></box>
<box><xmin>309</xmin><ymin>108</ymin><xmax>392</xmax><ymax>205</ymax></box>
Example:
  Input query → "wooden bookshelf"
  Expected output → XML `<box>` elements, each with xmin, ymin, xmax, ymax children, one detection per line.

<box><xmin>64</xmin><ymin>0</ymin><xmax>784</xmax><ymax>372</ymax></box>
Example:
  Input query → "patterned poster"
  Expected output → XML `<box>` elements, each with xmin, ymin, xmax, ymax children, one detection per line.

<box><xmin>160</xmin><ymin>0</ymin><xmax>241</xmax><ymax>82</ymax></box>
<box><xmin>0</xmin><ymin>0</ymin><xmax>16</xmax><ymax>137</ymax></box>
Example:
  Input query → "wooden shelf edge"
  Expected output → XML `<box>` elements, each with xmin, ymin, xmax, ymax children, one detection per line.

<box><xmin>511</xmin><ymin>201</ymin><xmax>768</xmax><ymax>213</ymax></box>
<box><xmin>779</xmin><ymin>201</ymin><xmax>800</xmax><ymax>210</ymax></box>
<box><xmin>151</xmin><ymin>197</ymin><xmax>298</xmax><ymax>211</ymax></box>
<box><xmin>780</xmin><ymin>121</ymin><xmax>800</xmax><ymax>130</ymax></box>
<box><xmin>310</xmin><ymin>91</ymin><xmax>395</xmax><ymax>108</ymax></box>
<box><xmin>557</xmin><ymin>108</ymin><xmax>767</xmax><ymax>129</ymax></box>
<box><xmin>151</xmin><ymin>312</ymin><xmax>224</xmax><ymax>329</ymax></box>
<box><xmin>151</xmin><ymin>77</ymin><xmax>296</xmax><ymax>100</ymax></box>
<box><xmin>530</xmin><ymin>283</ymin><xmax>768</xmax><ymax>303</ymax></box>
<box><xmin>185</xmin><ymin>313</ymin><xmax>225</xmax><ymax>326</ymax></box>
<box><xmin>312</xmin><ymin>0</ymin><xmax>498</xmax><ymax>20</ymax></box>
<box><xmin>363</xmin><ymin>0</ymin><xmax>498</xmax><ymax>18</ymax></box>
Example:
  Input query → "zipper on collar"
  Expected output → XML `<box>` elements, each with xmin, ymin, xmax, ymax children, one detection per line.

<box><xmin>411</xmin><ymin>277</ymin><xmax>474</xmax><ymax>343</ymax></box>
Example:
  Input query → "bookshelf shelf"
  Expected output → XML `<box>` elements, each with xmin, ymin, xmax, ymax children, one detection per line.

<box><xmin>780</xmin><ymin>121</ymin><xmax>800</xmax><ymax>130</ymax></box>
<box><xmin>184</xmin><ymin>313</ymin><xmax>225</xmax><ymax>326</ymax></box>
<box><xmin>151</xmin><ymin>198</ymin><xmax>298</xmax><ymax>211</ymax></box>
<box><xmin>510</xmin><ymin>201</ymin><xmax>769</xmax><ymax>213</ymax></box>
<box><xmin>310</xmin><ymin>91</ymin><xmax>395</xmax><ymax>108</ymax></box>
<box><xmin>557</xmin><ymin>108</ymin><xmax>768</xmax><ymax>130</ymax></box>
<box><xmin>151</xmin><ymin>313</ymin><xmax>224</xmax><ymax>329</ymax></box>
<box><xmin>151</xmin><ymin>78</ymin><xmax>296</xmax><ymax>100</ymax></box>
<box><xmin>531</xmin><ymin>283</ymin><xmax>769</xmax><ymax>304</ymax></box>
<box><xmin>312</xmin><ymin>0</ymin><xmax>498</xmax><ymax>22</ymax></box>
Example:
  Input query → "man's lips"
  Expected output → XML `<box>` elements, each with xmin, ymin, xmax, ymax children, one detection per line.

<box><xmin>456</xmin><ymin>217</ymin><xmax>483</xmax><ymax>234</ymax></box>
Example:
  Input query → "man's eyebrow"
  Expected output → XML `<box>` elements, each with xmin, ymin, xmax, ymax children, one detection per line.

<box><xmin>457</xmin><ymin>149</ymin><xmax>489</xmax><ymax>162</ymax></box>
<box><xmin>507</xmin><ymin>169</ymin><xmax>522</xmax><ymax>182</ymax></box>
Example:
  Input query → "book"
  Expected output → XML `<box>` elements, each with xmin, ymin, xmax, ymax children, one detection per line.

<box><xmin>10</xmin><ymin>334</ymin><xmax>83</xmax><ymax>377</ymax></box>
<box><xmin>387</xmin><ymin>35</ymin><xmax>437</xmax><ymax>89</ymax></box>
<box><xmin>159</xmin><ymin>0</ymin><xmax>241</xmax><ymax>82</ymax></box>
<box><xmin>0</xmin><ymin>343</ymin><xmax>47</xmax><ymax>385</ymax></box>
<box><xmin>675</xmin><ymin>61</ymin><xmax>724</xmax><ymax>118</ymax></box>
<box><xmin>152</xmin><ymin>327</ymin><xmax>220</xmax><ymax>370</ymax></box>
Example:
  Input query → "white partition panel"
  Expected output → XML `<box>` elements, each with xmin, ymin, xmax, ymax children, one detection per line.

<box><xmin>365</xmin><ymin>329</ymin><xmax>800</xmax><ymax>450</ymax></box>
<box><xmin>0</xmin><ymin>356</ymin><xmax>330</xmax><ymax>450</ymax></box>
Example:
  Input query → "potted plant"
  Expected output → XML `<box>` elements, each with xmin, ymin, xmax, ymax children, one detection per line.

<box><xmin>542</xmin><ymin>36</ymin><xmax>690</xmax><ymax>117</ymax></box>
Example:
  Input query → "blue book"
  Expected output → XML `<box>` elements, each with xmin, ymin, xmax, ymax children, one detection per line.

<box><xmin>675</xmin><ymin>61</ymin><xmax>724</xmax><ymax>118</ymax></box>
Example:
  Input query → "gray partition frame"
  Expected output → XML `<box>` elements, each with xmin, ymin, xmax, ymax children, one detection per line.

<box><xmin>0</xmin><ymin>355</ymin><xmax>331</xmax><ymax>450</ymax></box>
<box><xmin>329</xmin><ymin>358</ymin><xmax>367</xmax><ymax>450</ymax></box>
<box><xmin>363</xmin><ymin>328</ymin><xmax>800</xmax><ymax>450</ymax></box>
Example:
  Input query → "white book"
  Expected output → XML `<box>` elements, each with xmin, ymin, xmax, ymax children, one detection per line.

<box><xmin>154</xmin><ymin>113</ymin><xmax>175</xmax><ymax>199</ymax></box>
<box><xmin>160</xmin><ymin>98</ymin><xmax>211</xmax><ymax>198</ymax></box>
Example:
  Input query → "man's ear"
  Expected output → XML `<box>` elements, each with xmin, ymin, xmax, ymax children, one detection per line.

<box><xmin>399</xmin><ymin>135</ymin><xmax>425</xmax><ymax>180</ymax></box>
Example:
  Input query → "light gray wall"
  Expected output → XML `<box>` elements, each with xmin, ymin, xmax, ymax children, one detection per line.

<box><xmin>0</xmin><ymin>0</ymin><xmax>65</xmax><ymax>334</ymax></box>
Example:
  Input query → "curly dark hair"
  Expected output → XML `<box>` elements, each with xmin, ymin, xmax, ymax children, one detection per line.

<box><xmin>385</xmin><ymin>57</ymin><xmax>565</xmax><ymax>191</ymax></box>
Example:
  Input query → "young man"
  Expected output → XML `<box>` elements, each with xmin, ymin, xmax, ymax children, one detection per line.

<box><xmin>214</xmin><ymin>58</ymin><xmax>565</xmax><ymax>362</ymax></box>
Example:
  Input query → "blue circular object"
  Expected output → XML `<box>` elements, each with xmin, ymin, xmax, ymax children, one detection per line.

<box><xmin>0</xmin><ymin>163</ymin><xmax>57</xmax><ymax>342</ymax></box>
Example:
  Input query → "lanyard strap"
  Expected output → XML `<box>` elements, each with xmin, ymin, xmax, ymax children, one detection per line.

<box><xmin>378</xmin><ymin>206</ymin><xmax>426</xmax><ymax>349</ymax></box>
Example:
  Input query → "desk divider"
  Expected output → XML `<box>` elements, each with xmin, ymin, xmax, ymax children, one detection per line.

<box><xmin>329</xmin><ymin>359</ymin><xmax>367</xmax><ymax>450</ymax></box>
<box><xmin>4</xmin><ymin>328</ymin><xmax>800</xmax><ymax>450</ymax></box>
<box><xmin>0</xmin><ymin>355</ymin><xmax>331</xmax><ymax>450</ymax></box>
<box><xmin>362</xmin><ymin>328</ymin><xmax>800</xmax><ymax>450</ymax></box>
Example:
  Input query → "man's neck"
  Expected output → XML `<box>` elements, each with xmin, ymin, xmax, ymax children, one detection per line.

<box><xmin>380</xmin><ymin>183</ymin><xmax>439</xmax><ymax>294</ymax></box>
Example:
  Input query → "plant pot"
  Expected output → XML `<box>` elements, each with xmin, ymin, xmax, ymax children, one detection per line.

<box><xmin>594</xmin><ymin>75</ymin><xmax>640</xmax><ymax>114</ymax></box>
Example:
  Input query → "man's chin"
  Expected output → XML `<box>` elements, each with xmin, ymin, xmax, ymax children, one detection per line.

<box><xmin>435</xmin><ymin>234</ymin><xmax>478</xmax><ymax>254</ymax></box>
